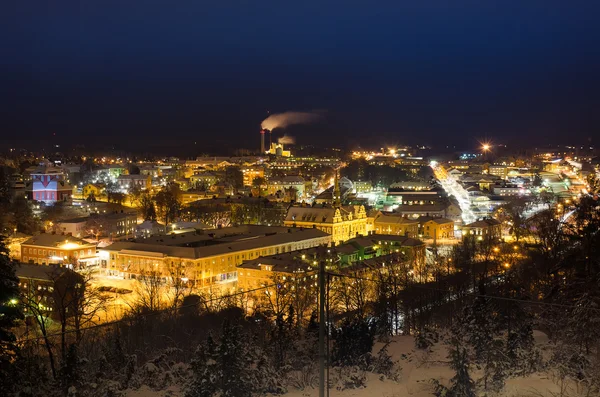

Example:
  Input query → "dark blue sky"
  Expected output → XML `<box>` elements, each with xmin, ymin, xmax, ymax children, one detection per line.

<box><xmin>2</xmin><ymin>1</ymin><xmax>599</xmax><ymax>153</ymax></box>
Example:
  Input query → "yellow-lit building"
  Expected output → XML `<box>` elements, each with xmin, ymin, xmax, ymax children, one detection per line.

<box><xmin>99</xmin><ymin>227</ymin><xmax>331</xmax><ymax>288</ymax></box>
<box><xmin>237</xmin><ymin>255</ymin><xmax>317</xmax><ymax>291</ymax></box>
<box><xmin>241</xmin><ymin>166</ymin><xmax>265</xmax><ymax>187</ymax></box>
<box><xmin>372</xmin><ymin>212</ymin><xmax>419</xmax><ymax>237</ymax></box>
<box><xmin>267</xmin><ymin>142</ymin><xmax>291</xmax><ymax>157</ymax></box>
<box><xmin>418</xmin><ymin>216</ymin><xmax>454</xmax><ymax>239</ymax></box>
<box><xmin>284</xmin><ymin>205</ymin><xmax>367</xmax><ymax>244</ymax></box>
<box><xmin>488</xmin><ymin>165</ymin><xmax>508</xmax><ymax>180</ymax></box>
<box><xmin>82</xmin><ymin>183</ymin><xmax>106</xmax><ymax>198</ymax></box>
<box><xmin>462</xmin><ymin>219</ymin><xmax>502</xmax><ymax>240</ymax></box>
<box><xmin>180</xmin><ymin>191</ymin><xmax>210</xmax><ymax>205</ymax></box>
<box><xmin>21</xmin><ymin>234</ymin><xmax>98</xmax><ymax>267</ymax></box>
<box><xmin>189</xmin><ymin>172</ymin><xmax>219</xmax><ymax>189</ymax></box>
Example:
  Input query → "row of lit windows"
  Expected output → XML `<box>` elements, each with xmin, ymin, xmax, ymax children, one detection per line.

<box><xmin>18</xmin><ymin>282</ymin><xmax>54</xmax><ymax>292</ymax></box>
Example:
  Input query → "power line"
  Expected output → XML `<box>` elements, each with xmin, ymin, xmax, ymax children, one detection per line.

<box><xmin>325</xmin><ymin>271</ymin><xmax>600</xmax><ymax>314</ymax></box>
<box><xmin>18</xmin><ymin>283</ymin><xmax>276</xmax><ymax>343</ymax></box>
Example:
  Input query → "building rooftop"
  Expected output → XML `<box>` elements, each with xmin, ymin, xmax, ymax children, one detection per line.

<box><xmin>57</xmin><ymin>217</ymin><xmax>90</xmax><ymax>224</ymax></box>
<box><xmin>395</xmin><ymin>203</ymin><xmax>454</xmax><ymax>213</ymax></box>
<box><xmin>238</xmin><ymin>255</ymin><xmax>314</xmax><ymax>274</ymax></box>
<box><xmin>347</xmin><ymin>234</ymin><xmax>425</xmax><ymax>248</ymax></box>
<box><xmin>417</xmin><ymin>216</ymin><xmax>454</xmax><ymax>224</ymax></box>
<box><xmin>374</xmin><ymin>213</ymin><xmax>419</xmax><ymax>224</ymax></box>
<box><xmin>16</xmin><ymin>263</ymin><xmax>69</xmax><ymax>281</ymax></box>
<box><xmin>464</xmin><ymin>219</ymin><xmax>501</xmax><ymax>228</ymax></box>
<box><xmin>102</xmin><ymin>227</ymin><xmax>330</xmax><ymax>260</ymax></box>
<box><xmin>22</xmin><ymin>233</ymin><xmax>96</xmax><ymax>248</ymax></box>
<box><xmin>285</xmin><ymin>205</ymin><xmax>364</xmax><ymax>223</ymax></box>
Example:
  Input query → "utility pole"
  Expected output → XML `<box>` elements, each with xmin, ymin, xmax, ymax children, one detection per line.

<box><xmin>318</xmin><ymin>259</ymin><xmax>326</xmax><ymax>397</ymax></box>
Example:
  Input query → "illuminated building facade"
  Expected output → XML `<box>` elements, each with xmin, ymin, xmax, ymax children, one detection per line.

<box><xmin>284</xmin><ymin>205</ymin><xmax>368</xmax><ymax>244</ymax></box>
<box><xmin>27</xmin><ymin>167</ymin><xmax>72</xmax><ymax>203</ymax></box>
<box><xmin>99</xmin><ymin>227</ymin><xmax>331</xmax><ymax>287</ymax></box>
<box><xmin>21</xmin><ymin>234</ymin><xmax>98</xmax><ymax>267</ymax></box>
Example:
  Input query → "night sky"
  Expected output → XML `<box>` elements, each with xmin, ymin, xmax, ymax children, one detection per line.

<box><xmin>2</xmin><ymin>1</ymin><xmax>599</xmax><ymax>154</ymax></box>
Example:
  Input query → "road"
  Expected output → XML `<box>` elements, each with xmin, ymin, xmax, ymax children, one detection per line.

<box><xmin>431</xmin><ymin>163</ymin><xmax>477</xmax><ymax>224</ymax></box>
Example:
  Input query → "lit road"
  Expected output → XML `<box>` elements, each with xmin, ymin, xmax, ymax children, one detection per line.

<box><xmin>431</xmin><ymin>163</ymin><xmax>477</xmax><ymax>224</ymax></box>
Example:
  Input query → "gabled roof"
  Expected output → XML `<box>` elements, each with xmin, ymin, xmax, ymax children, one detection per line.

<box><xmin>22</xmin><ymin>234</ymin><xmax>95</xmax><ymax>248</ymax></box>
<box><xmin>418</xmin><ymin>216</ymin><xmax>453</xmax><ymax>224</ymax></box>
<box><xmin>464</xmin><ymin>218</ymin><xmax>501</xmax><ymax>228</ymax></box>
<box><xmin>286</xmin><ymin>206</ymin><xmax>337</xmax><ymax>223</ymax></box>
<box><xmin>374</xmin><ymin>213</ymin><xmax>419</xmax><ymax>225</ymax></box>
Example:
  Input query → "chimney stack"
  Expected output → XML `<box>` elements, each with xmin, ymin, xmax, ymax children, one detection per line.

<box><xmin>260</xmin><ymin>129</ymin><xmax>266</xmax><ymax>153</ymax></box>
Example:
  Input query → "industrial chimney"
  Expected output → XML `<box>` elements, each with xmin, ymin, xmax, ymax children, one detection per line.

<box><xmin>260</xmin><ymin>129</ymin><xmax>266</xmax><ymax>153</ymax></box>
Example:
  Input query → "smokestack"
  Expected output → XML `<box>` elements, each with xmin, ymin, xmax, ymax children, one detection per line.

<box><xmin>260</xmin><ymin>129</ymin><xmax>266</xmax><ymax>153</ymax></box>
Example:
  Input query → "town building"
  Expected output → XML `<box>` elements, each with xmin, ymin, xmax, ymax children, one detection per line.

<box><xmin>352</xmin><ymin>180</ymin><xmax>372</xmax><ymax>193</ymax></box>
<box><xmin>284</xmin><ymin>204</ymin><xmax>367</xmax><ymax>244</ymax></box>
<box><xmin>135</xmin><ymin>220</ymin><xmax>166</xmax><ymax>238</ymax></box>
<box><xmin>82</xmin><ymin>183</ymin><xmax>106</xmax><ymax>199</ymax></box>
<box><xmin>20</xmin><ymin>233</ymin><xmax>98</xmax><ymax>268</ymax></box>
<box><xmin>462</xmin><ymin>218</ymin><xmax>502</xmax><ymax>240</ymax></box>
<box><xmin>94</xmin><ymin>211</ymin><xmax>138</xmax><ymax>239</ymax></box>
<box><xmin>16</xmin><ymin>263</ymin><xmax>84</xmax><ymax>319</ymax></box>
<box><xmin>99</xmin><ymin>226</ymin><xmax>331</xmax><ymax>288</ymax></box>
<box><xmin>56</xmin><ymin>217</ymin><xmax>89</xmax><ymax>238</ymax></box>
<box><xmin>417</xmin><ymin>216</ymin><xmax>454</xmax><ymax>239</ymax></box>
<box><xmin>266</xmin><ymin>142</ymin><xmax>291</xmax><ymax>157</ymax></box>
<box><xmin>189</xmin><ymin>172</ymin><xmax>219</xmax><ymax>190</ymax></box>
<box><xmin>394</xmin><ymin>200</ymin><xmax>462</xmax><ymax>222</ymax></box>
<box><xmin>241</xmin><ymin>166</ymin><xmax>266</xmax><ymax>187</ymax></box>
<box><xmin>237</xmin><ymin>233</ymin><xmax>426</xmax><ymax>290</ymax></box>
<box><xmin>117</xmin><ymin>174</ymin><xmax>150</xmax><ymax>190</ymax></box>
<box><xmin>371</xmin><ymin>212</ymin><xmax>419</xmax><ymax>236</ymax></box>
<box><xmin>266</xmin><ymin>176</ymin><xmax>306</xmax><ymax>197</ymax></box>
<box><xmin>27</xmin><ymin>167</ymin><xmax>72</xmax><ymax>203</ymax></box>
<box><xmin>491</xmin><ymin>184</ymin><xmax>530</xmax><ymax>197</ymax></box>
<box><xmin>488</xmin><ymin>165</ymin><xmax>508</xmax><ymax>180</ymax></box>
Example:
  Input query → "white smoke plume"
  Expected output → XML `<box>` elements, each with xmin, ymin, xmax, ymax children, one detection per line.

<box><xmin>278</xmin><ymin>135</ymin><xmax>296</xmax><ymax>145</ymax></box>
<box><xmin>261</xmin><ymin>111</ymin><xmax>322</xmax><ymax>131</ymax></box>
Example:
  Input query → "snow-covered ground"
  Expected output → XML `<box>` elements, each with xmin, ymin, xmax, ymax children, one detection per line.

<box><xmin>124</xmin><ymin>331</ymin><xmax>560</xmax><ymax>397</ymax></box>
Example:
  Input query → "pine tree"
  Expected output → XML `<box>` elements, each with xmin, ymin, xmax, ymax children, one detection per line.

<box><xmin>506</xmin><ymin>304</ymin><xmax>539</xmax><ymax>376</ymax></box>
<box><xmin>0</xmin><ymin>236</ymin><xmax>23</xmax><ymax>393</ymax></box>
<box><xmin>59</xmin><ymin>344</ymin><xmax>80</xmax><ymax>394</ymax></box>
<box><xmin>448</xmin><ymin>341</ymin><xmax>476</xmax><ymax>397</ymax></box>
<box><xmin>218</xmin><ymin>320</ymin><xmax>252</xmax><ymax>397</ymax></box>
<box><xmin>331</xmin><ymin>319</ymin><xmax>374</xmax><ymax>367</ymax></box>
<box><xmin>462</xmin><ymin>283</ymin><xmax>495</xmax><ymax>362</ymax></box>
<box><xmin>186</xmin><ymin>334</ymin><xmax>218</xmax><ymax>397</ymax></box>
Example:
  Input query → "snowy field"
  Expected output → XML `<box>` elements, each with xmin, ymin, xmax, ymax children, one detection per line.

<box><xmin>124</xmin><ymin>331</ymin><xmax>561</xmax><ymax>397</ymax></box>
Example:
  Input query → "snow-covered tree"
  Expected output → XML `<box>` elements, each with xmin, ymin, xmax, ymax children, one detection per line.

<box><xmin>331</xmin><ymin>319</ymin><xmax>374</xmax><ymax>367</ymax></box>
<box><xmin>0</xmin><ymin>236</ymin><xmax>23</xmax><ymax>392</ymax></box>
<box><xmin>448</xmin><ymin>342</ymin><xmax>476</xmax><ymax>397</ymax></box>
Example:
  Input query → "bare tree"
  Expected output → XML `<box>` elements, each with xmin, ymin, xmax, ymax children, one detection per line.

<box><xmin>129</xmin><ymin>270</ymin><xmax>164</xmax><ymax>313</ymax></box>
<box><xmin>21</xmin><ymin>279</ymin><xmax>58</xmax><ymax>379</ymax></box>
<box><xmin>331</xmin><ymin>270</ymin><xmax>373</xmax><ymax>321</ymax></box>
<box><xmin>263</xmin><ymin>274</ymin><xmax>294</xmax><ymax>320</ymax></box>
